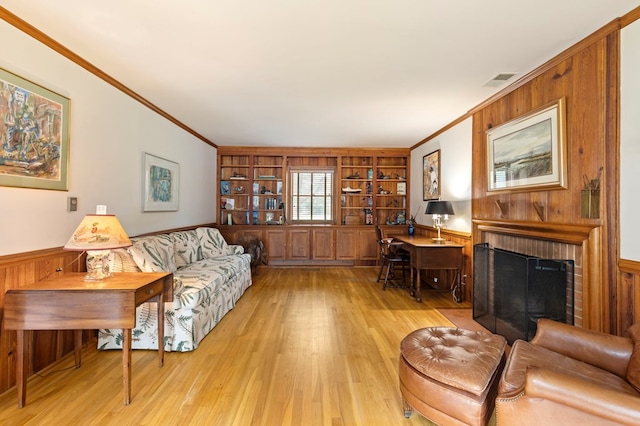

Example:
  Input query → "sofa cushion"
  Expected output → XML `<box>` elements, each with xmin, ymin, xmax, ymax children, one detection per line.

<box><xmin>500</xmin><ymin>339</ymin><xmax>639</xmax><ymax>398</ymax></box>
<box><xmin>171</xmin><ymin>230</ymin><xmax>202</xmax><ymax>268</ymax></box>
<box><xmin>128</xmin><ymin>234</ymin><xmax>177</xmax><ymax>272</ymax></box>
<box><xmin>173</xmin><ymin>270</ymin><xmax>227</xmax><ymax>310</ymax></box>
<box><xmin>197</xmin><ymin>227</ymin><xmax>238</xmax><ymax>258</ymax></box>
<box><xmin>178</xmin><ymin>254</ymin><xmax>251</xmax><ymax>281</ymax></box>
<box><xmin>627</xmin><ymin>321</ymin><xmax>640</xmax><ymax>392</ymax></box>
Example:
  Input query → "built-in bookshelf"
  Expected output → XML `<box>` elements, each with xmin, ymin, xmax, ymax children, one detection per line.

<box><xmin>218</xmin><ymin>149</ymin><xmax>409</xmax><ymax>227</ymax></box>
<box><xmin>219</xmin><ymin>154</ymin><xmax>283</xmax><ymax>225</ymax></box>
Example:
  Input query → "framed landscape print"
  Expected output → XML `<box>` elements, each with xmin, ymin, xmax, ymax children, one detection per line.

<box><xmin>143</xmin><ymin>152</ymin><xmax>180</xmax><ymax>211</ymax></box>
<box><xmin>0</xmin><ymin>68</ymin><xmax>70</xmax><ymax>190</ymax></box>
<box><xmin>423</xmin><ymin>149</ymin><xmax>440</xmax><ymax>200</ymax></box>
<box><xmin>486</xmin><ymin>98</ymin><xmax>567</xmax><ymax>192</ymax></box>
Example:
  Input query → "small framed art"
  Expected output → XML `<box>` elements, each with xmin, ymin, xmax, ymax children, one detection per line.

<box><xmin>143</xmin><ymin>152</ymin><xmax>179</xmax><ymax>211</ymax></box>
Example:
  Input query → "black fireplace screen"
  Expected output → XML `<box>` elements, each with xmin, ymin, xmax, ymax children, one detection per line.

<box><xmin>473</xmin><ymin>243</ymin><xmax>574</xmax><ymax>345</ymax></box>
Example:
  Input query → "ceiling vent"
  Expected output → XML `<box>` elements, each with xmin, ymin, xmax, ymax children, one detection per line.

<box><xmin>483</xmin><ymin>72</ymin><xmax>517</xmax><ymax>87</ymax></box>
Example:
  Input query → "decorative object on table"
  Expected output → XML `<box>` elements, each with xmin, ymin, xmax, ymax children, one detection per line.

<box><xmin>408</xmin><ymin>215</ymin><xmax>416</xmax><ymax>235</ymax></box>
<box><xmin>0</xmin><ymin>67</ymin><xmax>70</xmax><ymax>191</ymax></box>
<box><xmin>423</xmin><ymin>149</ymin><xmax>440</xmax><ymax>200</ymax></box>
<box><xmin>220</xmin><ymin>180</ymin><xmax>230</xmax><ymax>194</ymax></box>
<box><xmin>580</xmin><ymin>166</ymin><xmax>602</xmax><ymax>219</ymax></box>
<box><xmin>143</xmin><ymin>152</ymin><xmax>179</xmax><ymax>211</ymax></box>
<box><xmin>486</xmin><ymin>98</ymin><xmax>567</xmax><ymax>192</ymax></box>
<box><xmin>425</xmin><ymin>200</ymin><xmax>455</xmax><ymax>243</ymax></box>
<box><xmin>397</xmin><ymin>182</ymin><xmax>406</xmax><ymax>195</ymax></box>
<box><xmin>64</xmin><ymin>213</ymin><xmax>132</xmax><ymax>281</ymax></box>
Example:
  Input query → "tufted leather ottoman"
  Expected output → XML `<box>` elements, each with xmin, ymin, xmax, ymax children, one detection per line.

<box><xmin>399</xmin><ymin>327</ymin><xmax>506</xmax><ymax>426</ymax></box>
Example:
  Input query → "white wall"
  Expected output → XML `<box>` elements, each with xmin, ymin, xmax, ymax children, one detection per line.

<box><xmin>0</xmin><ymin>20</ymin><xmax>217</xmax><ymax>256</ymax></box>
<box><xmin>620</xmin><ymin>18</ymin><xmax>640</xmax><ymax>261</ymax></box>
<box><xmin>410</xmin><ymin>117</ymin><xmax>472</xmax><ymax>233</ymax></box>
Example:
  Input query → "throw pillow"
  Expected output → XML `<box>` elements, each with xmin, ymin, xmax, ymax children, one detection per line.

<box><xmin>108</xmin><ymin>248</ymin><xmax>141</xmax><ymax>273</ymax></box>
<box><xmin>196</xmin><ymin>227</ymin><xmax>232</xmax><ymax>258</ymax></box>
<box><xmin>128</xmin><ymin>235</ymin><xmax>177</xmax><ymax>273</ymax></box>
<box><xmin>172</xmin><ymin>230</ymin><xmax>202</xmax><ymax>268</ymax></box>
<box><xmin>627</xmin><ymin>321</ymin><xmax>640</xmax><ymax>392</ymax></box>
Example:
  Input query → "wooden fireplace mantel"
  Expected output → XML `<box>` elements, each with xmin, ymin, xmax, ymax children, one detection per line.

<box><xmin>472</xmin><ymin>219</ymin><xmax>605</xmax><ymax>333</ymax></box>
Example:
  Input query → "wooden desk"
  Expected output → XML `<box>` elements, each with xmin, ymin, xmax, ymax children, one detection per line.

<box><xmin>391</xmin><ymin>235</ymin><xmax>463</xmax><ymax>303</ymax></box>
<box><xmin>4</xmin><ymin>272</ymin><xmax>173</xmax><ymax>408</ymax></box>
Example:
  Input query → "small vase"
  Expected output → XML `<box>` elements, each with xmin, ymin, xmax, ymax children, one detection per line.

<box><xmin>408</xmin><ymin>222</ymin><xmax>415</xmax><ymax>236</ymax></box>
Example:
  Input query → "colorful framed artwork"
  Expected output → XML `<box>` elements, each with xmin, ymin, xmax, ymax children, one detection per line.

<box><xmin>486</xmin><ymin>98</ymin><xmax>567</xmax><ymax>192</ymax></box>
<box><xmin>423</xmin><ymin>149</ymin><xmax>440</xmax><ymax>200</ymax></box>
<box><xmin>0</xmin><ymin>68</ymin><xmax>70</xmax><ymax>190</ymax></box>
<box><xmin>143</xmin><ymin>152</ymin><xmax>179</xmax><ymax>211</ymax></box>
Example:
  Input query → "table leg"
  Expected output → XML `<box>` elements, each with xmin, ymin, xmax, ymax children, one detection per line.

<box><xmin>157</xmin><ymin>294</ymin><xmax>164</xmax><ymax>367</ymax></box>
<box><xmin>74</xmin><ymin>330</ymin><xmax>82</xmax><ymax>368</ymax></box>
<box><xmin>415</xmin><ymin>269</ymin><xmax>422</xmax><ymax>303</ymax></box>
<box><xmin>16</xmin><ymin>330</ymin><xmax>27</xmax><ymax>408</ymax></box>
<box><xmin>123</xmin><ymin>328</ymin><xmax>131</xmax><ymax>405</ymax></box>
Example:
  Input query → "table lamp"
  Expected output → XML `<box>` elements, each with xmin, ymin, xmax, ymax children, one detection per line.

<box><xmin>425</xmin><ymin>200</ymin><xmax>454</xmax><ymax>244</ymax></box>
<box><xmin>64</xmin><ymin>214</ymin><xmax>132</xmax><ymax>281</ymax></box>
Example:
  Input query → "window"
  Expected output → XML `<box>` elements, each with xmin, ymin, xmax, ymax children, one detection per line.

<box><xmin>289</xmin><ymin>168</ymin><xmax>334</xmax><ymax>223</ymax></box>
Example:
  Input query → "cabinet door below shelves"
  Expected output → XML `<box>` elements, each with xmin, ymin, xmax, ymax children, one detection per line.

<box><xmin>336</xmin><ymin>229</ymin><xmax>358</xmax><ymax>260</ymax></box>
<box><xmin>312</xmin><ymin>229</ymin><xmax>335</xmax><ymax>260</ymax></box>
<box><xmin>288</xmin><ymin>229</ymin><xmax>310</xmax><ymax>260</ymax></box>
<box><xmin>265</xmin><ymin>229</ymin><xmax>286</xmax><ymax>261</ymax></box>
<box><xmin>358</xmin><ymin>229</ymin><xmax>378</xmax><ymax>260</ymax></box>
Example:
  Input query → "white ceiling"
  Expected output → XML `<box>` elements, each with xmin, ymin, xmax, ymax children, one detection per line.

<box><xmin>2</xmin><ymin>1</ymin><xmax>639</xmax><ymax>148</ymax></box>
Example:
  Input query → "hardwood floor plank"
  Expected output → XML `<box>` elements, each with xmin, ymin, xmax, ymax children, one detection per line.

<box><xmin>0</xmin><ymin>267</ymin><xmax>473</xmax><ymax>425</ymax></box>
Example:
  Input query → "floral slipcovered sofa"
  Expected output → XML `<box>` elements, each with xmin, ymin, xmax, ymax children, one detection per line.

<box><xmin>98</xmin><ymin>227</ymin><xmax>252</xmax><ymax>352</ymax></box>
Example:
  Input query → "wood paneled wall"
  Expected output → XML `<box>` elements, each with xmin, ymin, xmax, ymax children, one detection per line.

<box><xmin>0</xmin><ymin>248</ymin><xmax>86</xmax><ymax>394</ymax></box>
<box><xmin>470</xmin><ymin>18</ymin><xmax>638</xmax><ymax>334</ymax></box>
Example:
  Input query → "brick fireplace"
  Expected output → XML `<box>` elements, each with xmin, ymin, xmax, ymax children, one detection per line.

<box><xmin>473</xmin><ymin>220</ymin><xmax>603</xmax><ymax>330</ymax></box>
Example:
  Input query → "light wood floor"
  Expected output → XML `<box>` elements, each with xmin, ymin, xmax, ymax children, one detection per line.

<box><xmin>0</xmin><ymin>267</ymin><xmax>473</xmax><ymax>426</ymax></box>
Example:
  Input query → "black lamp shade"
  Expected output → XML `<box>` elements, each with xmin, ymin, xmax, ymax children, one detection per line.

<box><xmin>425</xmin><ymin>200</ymin><xmax>455</xmax><ymax>215</ymax></box>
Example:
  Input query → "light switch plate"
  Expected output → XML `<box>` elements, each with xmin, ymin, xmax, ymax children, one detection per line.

<box><xmin>68</xmin><ymin>197</ymin><xmax>78</xmax><ymax>211</ymax></box>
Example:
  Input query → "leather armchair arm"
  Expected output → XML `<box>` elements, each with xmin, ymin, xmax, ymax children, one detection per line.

<box><xmin>532</xmin><ymin>319</ymin><xmax>633</xmax><ymax>378</ymax></box>
<box><xmin>524</xmin><ymin>367</ymin><xmax>640</xmax><ymax>425</ymax></box>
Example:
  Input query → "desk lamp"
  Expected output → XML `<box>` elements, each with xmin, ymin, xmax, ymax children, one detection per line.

<box><xmin>64</xmin><ymin>214</ymin><xmax>132</xmax><ymax>281</ymax></box>
<box><xmin>425</xmin><ymin>200</ymin><xmax>454</xmax><ymax>244</ymax></box>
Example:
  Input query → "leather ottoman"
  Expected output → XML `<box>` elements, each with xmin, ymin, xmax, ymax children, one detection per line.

<box><xmin>399</xmin><ymin>327</ymin><xmax>506</xmax><ymax>426</ymax></box>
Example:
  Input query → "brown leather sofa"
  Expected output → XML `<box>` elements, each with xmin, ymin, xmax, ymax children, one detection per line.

<box><xmin>496</xmin><ymin>319</ymin><xmax>640</xmax><ymax>425</ymax></box>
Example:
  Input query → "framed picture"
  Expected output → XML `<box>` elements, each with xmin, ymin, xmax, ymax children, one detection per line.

<box><xmin>423</xmin><ymin>149</ymin><xmax>440</xmax><ymax>200</ymax></box>
<box><xmin>0</xmin><ymin>68</ymin><xmax>70</xmax><ymax>190</ymax></box>
<box><xmin>396</xmin><ymin>182</ymin><xmax>406</xmax><ymax>195</ymax></box>
<box><xmin>143</xmin><ymin>152</ymin><xmax>179</xmax><ymax>211</ymax></box>
<box><xmin>486</xmin><ymin>98</ymin><xmax>567</xmax><ymax>192</ymax></box>
<box><xmin>220</xmin><ymin>180</ymin><xmax>230</xmax><ymax>194</ymax></box>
